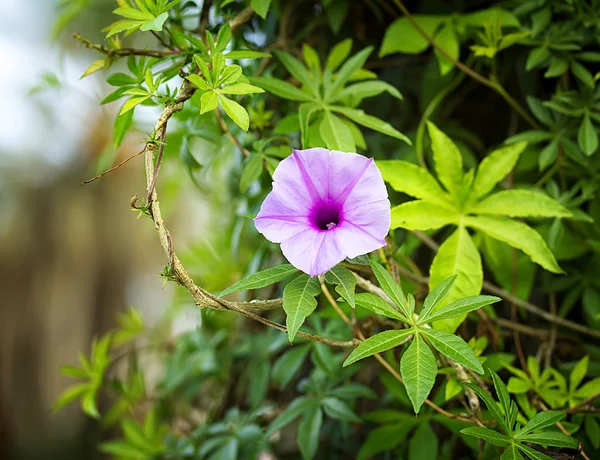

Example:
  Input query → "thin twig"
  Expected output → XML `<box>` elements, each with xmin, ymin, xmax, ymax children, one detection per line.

<box><xmin>390</xmin><ymin>0</ymin><xmax>540</xmax><ymax>129</ymax></box>
<box><xmin>216</xmin><ymin>109</ymin><xmax>251</xmax><ymax>156</ymax></box>
<box><xmin>74</xmin><ymin>33</ymin><xmax>179</xmax><ymax>58</ymax></box>
<box><xmin>566</xmin><ymin>392</ymin><xmax>600</xmax><ymax>414</ymax></box>
<box><xmin>81</xmin><ymin>148</ymin><xmax>144</xmax><ymax>186</ymax></box>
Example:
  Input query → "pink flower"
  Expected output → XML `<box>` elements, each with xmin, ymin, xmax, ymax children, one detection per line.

<box><xmin>254</xmin><ymin>148</ymin><xmax>391</xmax><ymax>276</ymax></box>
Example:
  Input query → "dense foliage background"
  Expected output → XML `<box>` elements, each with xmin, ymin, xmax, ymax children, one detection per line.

<box><xmin>20</xmin><ymin>0</ymin><xmax>600</xmax><ymax>458</ymax></box>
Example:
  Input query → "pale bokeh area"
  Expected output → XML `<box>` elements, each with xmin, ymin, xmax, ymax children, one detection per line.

<box><xmin>0</xmin><ymin>1</ymin><xmax>207</xmax><ymax>458</ymax></box>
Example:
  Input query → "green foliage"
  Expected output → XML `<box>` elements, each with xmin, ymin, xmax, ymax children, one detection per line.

<box><xmin>55</xmin><ymin>0</ymin><xmax>600</xmax><ymax>458</ymax></box>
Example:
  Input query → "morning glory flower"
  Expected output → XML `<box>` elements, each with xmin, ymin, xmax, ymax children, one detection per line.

<box><xmin>254</xmin><ymin>148</ymin><xmax>391</xmax><ymax>276</ymax></box>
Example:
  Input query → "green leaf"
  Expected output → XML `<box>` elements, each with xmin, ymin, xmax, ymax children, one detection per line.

<box><xmin>401</xmin><ymin>333</ymin><xmax>437</xmax><ymax>414</ymax></box>
<box><xmin>516</xmin><ymin>443</ymin><xmax>553</xmax><ymax>460</ymax></box>
<box><xmin>420</xmin><ymin>275</ymin><xmax>456</xmax><ymax>319</ymax></box>
<box><xmin>465</xmin><ymin>382</ymin><xmax>510</xmax><ymax>433</ymax></box>
<box><xmin>326</xmin><ymin>39</ymin><xmax>353</xmax><ymax>71</ymax></box>
<box><xmin>81</xmin><ymin>390</ymin><xmax>100</xmax><ymax>418</ymax></box>
<box><xmin>319</xmin><ymin>111</ymin><xmax>355</xmax><ymax>151</ymax></box>
<box><xmin>334</xmin><ymin>80</ymin><xmax>403</xmax><ymax>102</ymax></box>
<box><xmin>391</xmin><ymin>200</ymin><xmax>458</xmax><ymax>230</ymax></box>
<box><xmin>107</xmin><ymin>72</ymin><xmax>138</xmax><ymax>86</ymax></box>
<box><xmin>267</xmin><ymin>397</ymin><xmax>318</xmax><ymax>435</ymax></box>
<box><xmin>538</xmin><ymin>137</ymin><xmax>559</xmax><ymax>170</ymax></box>
<box><xmin>433</xmin><ymin>24</ymin><xmax>459</xmax><ymax>75</ymax></box>
<box><xmin>59</xmin><ymin>365</ymin><xmax>88</xmax><ymax>379</ymax></box>
<box><xmin>219</xmin><ymin>64</ymin><xmax>242</xmax><ymax>86</ymax></box>
<box><xmin>571</xmin><ymin>61</ymin><xmax>594</xmax><ymax>87</ymax></box>
<box><xmin>53</xmin><ymin>383</ymin><xmax>90</xmax><ymax>412</ymax></box>
<box><xmin>515</xmin><ymin>432</ymin><xmax>578</xmax><ymax>449</ymax></box>
<box><xmin>240</xmin><ymin>154</ymin><xmax>264</xmax><ymax>193</ymax></box>
<box><xmin>225</xmin><ymin>50</ymin><xmax>271</xmax><ymax>59</ymax></box>
<box><xmin>283</xmin><ymin>274</ymin><xmax>321</xmax><ymax>342</ymax></box>
<box><xmin>330</xmin><ymin>106</ymin><xmax>411</xmax><ymax>144</ymax></box>
<box><xmin>409</xmin><ymin>422</ymin><xmax>439</xmax><ymax>459</ymax></box>
<box><xmin>274</xmin><ymin>50</ymin><xmax>318</xmax><ymax>97</ymax></box>
<box><xmin>120</xmin><ymin>96</ymin><xmax>149</xmax><ymax>115</ymax></box>
<box><xmin>186</xmin><ymin>74</ymin><xmax>210</xmax><ymax>91</ymax></box>
<box><xmin>249</xmin><ymin>76</ymin><xmax>313</xmax><ymax>101</ymax></box>
<box><xmin>194</xmin><ymin>54</ymin><xmax>213</xmax><ymax>85</ymax></box>
<box><xmin>343</xmin><ymin>329</ymin><xmax>413</xmax><ymax>366</ymax></box>
<box><xmin>491</xmin><ymin>371</ymin><xmax>511</xmax><ymax>415</ymax></box>
<box><xmin>250</xmin><ymin>0</ymin><xmax>271</xmax><ymax>19</ymax></box>
<box><xmin>426</xmin><ymin>121</ymin><xmax>463</xmax><ymax>197</ymax></box>
<box><xmin>324</xmin><ymin>266</ymin><xmax>356</xmax><ymax>308</ymax></box>
<box><xmin>421</xmin><ymin>295</ymin><xmax>501</xmax><ymax>324</ymax></box>
<box><xmin>140</xmin><ymin>12</ymin><xmax>169</xmax><ymax>32</ymax></box>
<box><xmin>357</xmin><ymin>422</ymin><xmax>416</xmax><ymax>460</ymax></box>
<box><xmin>420</xmin><ymin>329</ymin><xmax>483</xmax><ymax>374</ymax></box>
<box><xmin>100</xmin><ymin>441</ymin><xmax>145</xmax><ymax>458</ymax></box>
<box><xmin>220</xmin><ymin>264</ymin><xmax>297</xmax><ymax>296</ymax></box>
<box><xmin>113</xmin><ymin>108</ymin><xmax>134</xmax><ymax>148</ymax></box>
<box><xmin>81</xmin><ymin>59</ymin><xmax>106</xmax><ymax>79</ymax></box>
<box><xmin>354</xmin><ymin>293</ymin><xmax>408</xmax><ymax>321</ymax></box>
<box><xmin>272</xmin><ymin>344</ymin><xmax>311</xmax><ymax>388</ymax></box>
<box><xmin>371</xmin><ymin>262</ymin><xmax>409</xmax><ymax>318</ymax></box>
<box><xmin>298</xmin><ymin>406</ymin><xmax>323</xmax><ymax>460</ymax></box>
<box><xmin>517</xmin><ymin>411</ymin><xmax>565</xmax><ymax>436</ymax></box>
<box><xmin>507</xmin><ymin>377</ymin><xmax>532</xmax><ymax>394</ymax></box>
<box><xmin>220</xmin><ymin>95</ymin><xmax>250</xmax><ymax>131</ymax></box>
<box><xmin>200</xmin><ymin>90</ymin><xmax>219</xmax><ymax>114</ymax></box>
<box><xmin>461</xmin><ymin>427</ymin><xmax>510</xmax><ymax>446</ymax></box>
<box><xmin>501</xmin><ymin>443</ymin><xmax>525</xmax><ymax>460</ymax></box>
<box><xmin>322</xmin><ymin>397</ymin><xmax>360</xmax><ymax>422</ymax></box>
<box><xmin>470</xmin><ymin>190</ymin><xmax>572</xmax><ymax>218</ymax></box>
<box><xmin>380</xmin><ymin>16</ymin><xmax>443</xmax><ymax>56</ymax></box>
<box><xmin>473</xmin><ymin>142</ymin><xmax>527</xmax><ymax>198</ymax></box>
<box><xmin>428</xmin><ymin>226</ymin><xmax>483</xmax><ymax>332</ymax></box>
<box><xmin>526</xmin><ymin>47</ymin><xmax>550</xmax><ymax>71</ymax></box>
<box><xmin>578</xmin><ymin>114</ymin><xmax>598</xmax><ymax>155</ymax></box>
<box><xmin>328</xmin><ymin>47</ymin><xmax>373</xmax><ymax>97</ymax></box>
<box><xmin>299</xmin><ymin>102</ymin><xmax>322</xmax><ymax>148</ymax></box>
<box><xmin>377</xmin><ymin>160</ymin><xmax>451</xmax><ymax>206</ymax></box>
<box><xmin>220</xmin><ymin>82</ymin><xmax>265</xmax><ymax>95</ymax></box>
<box><xmin>464</xmin><ymin>215</ymin><xmax>562</xmax><ymax>273</ymax></box>
<box><xmin>570</xmin><ymin>355</ymin><xmax>588</xmax><ymax>391</ymax></box>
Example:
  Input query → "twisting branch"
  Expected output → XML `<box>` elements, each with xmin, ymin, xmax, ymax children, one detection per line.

<box><xmin>81</xmin><ymin>148</ymin><xmax>144</xmax><ymax>186</ymax></box>
<box><xmin>390</xmin><ymin>0</ymin><xmax>540</xmax><ymax>130</ymax></box>
<box><xmin>74</xmin><ymin>33</ymin><xmax>179</xmax><ymax>58</ymax></box>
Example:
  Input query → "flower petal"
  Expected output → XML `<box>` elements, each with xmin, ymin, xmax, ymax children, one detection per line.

<box><xmin>340</xmin><ymin>159</ymin><xmax>389</xmax><ymax>210</ymax></box>
<box><xmin>255</xmin><ymin>186</ymin><xmax>311</xmax><ymax>243</ymax></box>
<box><xmin>273</xmin><ymin>148</ymin><xmax>331</xmax><ymax>204</ymax></box>
<box><xmin>280</xmin><ymin>228</ymin><xmax>345</xmax><ymax>277</ymax></box>
<box><xmin>336</xmin><ymin>198</ymin><xmax>390</xmax><ymax>258</ymax></box>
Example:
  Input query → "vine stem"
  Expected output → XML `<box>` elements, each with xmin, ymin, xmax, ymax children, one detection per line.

<box><xmin>391</xmin><ymin>0</ymin><xmax>540</xmax><ymax>130</ymax></box>
<box><xmin>320</xmin><ymin>282</ymin><xmax>480</xmax><ymax>425</ymax></box>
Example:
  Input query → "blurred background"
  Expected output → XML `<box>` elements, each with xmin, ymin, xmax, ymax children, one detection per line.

<box><xmin>0</xmin><ymin>1</ymin><xmax>205</xmax><ymax>458</ymax></box>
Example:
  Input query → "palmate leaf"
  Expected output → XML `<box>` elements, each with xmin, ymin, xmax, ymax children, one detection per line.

<box><xmin>464</xmin><ymin>215</ymin><xmax>562</xmax><ymax>273</ymax></box>
<box><xmin>516</xmin><ymin>411</ymin><xmax>565</xmax><ymax>436</ymax></box>
<box><xmin>370</xmin><ymin>262</ymin><xmax>410</xmax><ymax>318</ymax></box>
<box><xmin>319</xmin><ymin>111</ymin><xmax>355</xmax><ymax>151</ymax></box>
<box><xmin>327</xmin><ymin>46</ymin><xmax>373</xmax><ymax>98</ymax></box>
<box><xmin>501</xmin><ymin>443</ymin><xmax>524</xmax><ymax>460</ymax></box>
<box><xmin>298</xmin><ymin>406</ymin><xmax>323</xmax><ymax>460</ymax></box>
<box><xmin>428</xmin><ymin>226</ymin><xmax>483</xmax><ymax>332</ymax></box>
<box><xmin>516</xmin><ymin>443</ymin><xmax>553</xmax><ymax>460</ymax></box>
<box><xmin>400</xmin><ymin>333</ymin><xmax>437</xmax><ymax>414</ymax></box>
<box><xmin>426</xmin><ymin>121</ymin><xmax>463</xmax><ymax>197</ymax></box>
<box><xmin>419</xmin><ymin>275</ymin><xmax>456</xmax><ymax>318</ymax></box>
<box><xmin>420</xmin><ymin>329</ymin><xmax>484</xmax><ymax>374</ymax></box>
<box><xmin>391</xmin><ymin>200</ymin><xmax>458</xmax><ymax>230</ymax></box>
<box><xmin>460</xmin><ymin>427</ymin><xmax>510</xmax><ymax>446</ymax></box>
<box><xmin>343</xmin><ymin>329</ymin><xmax>413</xmax><ymax>366</ymax></box>
<box><xmin>273</xmin><ymin>50</ymin><xmax>319</xmax><ymax>97</ymax></box>
<box><xmin>354</xmin><ymin>293</ymin><xmax>408</xmax><ymax>321</ymax></box>
<box><xmin>283</xmin><ymin>274</ymin><xmax>321</xmax><ymax>342</ymax></box>
<box><xmin>514</xmin><ymin>432</ymin><xmax>578</xmax><ymax>449</ymax></box>
<box><xmin>470</xmin><ymin>190</ymin><xmax>572</xmax><ymax>218</ymax></box>
<box><xmin>419</xmin><ymin>295</ymin><xmax>500</xmax><ymax>324</ymax></box>
<box><xmin>220</xmin><ymin>264</ymin><xmax>298</xmax><ymax>297</ymax></box>
<box><xmin>249</xmin><ymin>76</ymin><xmax>314</xmax><ymax>101</ymax></box>
<box><xmin>324</xmin><ymin>265</ymin><xmax>356</xmax><ymax>308</ymax></box>
<box><xmin>472</xmin><ymin>142</ymin><xmax>527</xmax><ymax>198</ymax></box>
<box><xmin>330</xmin><ymin>106</ymin><xmax>411</xmax><ymax>145</ymax></box>
<box><xmin>377</xmin><ymin>160</ymin><xmax>452</xmax><ymax>206</ymax></box>
<box><xmin>333</xmin><ymin>80</ymin><xmax>403</xmax><ymax>102</ymax></box>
